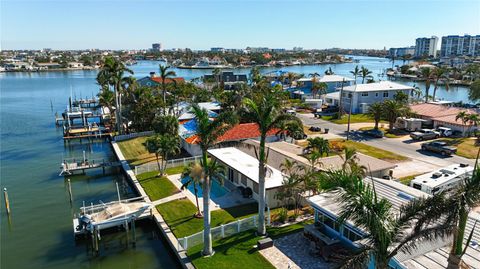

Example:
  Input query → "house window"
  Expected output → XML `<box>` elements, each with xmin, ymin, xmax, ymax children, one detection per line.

<box><xmin>241</xmin><ymin>174</ymin><xmax>247</xmax><ymax>186</ymax></box>
<box><xmin>361</xmin><ymin>93</ymin><xmax>369</xmax><ymax>97</ymax></box>
<box><xmin>253</xmin><ymin>182</ymin><xmax>259</xmax><ymax>193</ymax></box>
<box><xmin>342</xmin><ymin>93</ymin><xmax>346</xmax><ymax>97</ymax></box>
<box><xmin>383</xmin><ymin>91</ymin><xmax>389</xmax><ymax>97</ymax></box>
<box><xmin>375</xmin><ymin>92</ymin><xmax>379</xmax><ymax>97</ymax></box>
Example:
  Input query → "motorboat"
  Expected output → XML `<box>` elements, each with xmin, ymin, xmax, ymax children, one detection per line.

<box><xmin>76</xmin><ymin>201</ymin><xmax>151</xmax><ymax>232</ymax></box>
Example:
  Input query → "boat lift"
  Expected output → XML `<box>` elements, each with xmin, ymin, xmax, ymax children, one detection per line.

<box><xmin>59</xmin><ymin>151</ymin><xmax>120</xmax><ymax>176</ymax></box>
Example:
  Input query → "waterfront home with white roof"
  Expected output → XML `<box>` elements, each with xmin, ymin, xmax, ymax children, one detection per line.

<box><xmin>295</xmin><ymin>74</ymin><xmax>354</xmax><ymax>95</ymax></box>
<box><xmin>410</xmin><ymin>163</ymin><xmax>473</xmax><ymax>195</ymax></box>
<box><xmin>307</xmin><ymin>177</ymin><xmax>480</xmax><ymax>269</ymax></box>
<box><xmin>324</xmin><ymin>81</ymin><xmax>414</xmax><ymax>114</ymax></box>
<box><xmin>208</xmin><ymin>147</ymin><xmax>285</xmax><ymax>207</ymax></box>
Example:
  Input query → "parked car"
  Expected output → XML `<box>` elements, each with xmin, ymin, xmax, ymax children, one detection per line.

<box><xmin>421</xmin><ymin>141</ymin><xmax>457</xmax><ymax>156</ymax></box>
<box><xmin>363</xmin><ymin>129</ymin><xmax>384</xmax><ymax>138</ymax></box>
<box><xmin>437</xmin><ymin>127</ymin><xmax>453</xmax><ymax>137</ymax></box>
<box><xmin>410</xmin><ymin>129</ymin><xmax>440</xmax><ymax>141</ymax></box>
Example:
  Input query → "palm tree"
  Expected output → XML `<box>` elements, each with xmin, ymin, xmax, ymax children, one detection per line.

<box><xmin>97</xmin><ymin>57</ymin><xmax>133</xmax><ymax>134</ymax></box>
<box><xmin>242</xmin><ymin>87</ymin><xmax>302</xmax><ymax>236</ymax></box>
<box><xmin>431</xmin><ymin>67</ymin><xmax>449</xmax><ymax>102</ymax></box>
<box><xmin>360</xmin><ymin>66</ymin><xmax>373</xmax><ymax>84</ymax></box>
<box><xmin>145</xmin><ymin>135</ymin><xmax>162</xmax><ymax>175</ymax></box>
<box><xmin>181</xmin><ymin>162</ymin><xmax>205</xmax><ymax>217</ymax></box>
<box><xmin>191</xmin><ymin>104</ymin><xmax>237</xmax><ymax>256</ymax></box>
<box><xmin>382</xmin><ymin>99</ymin><xmax>409</xmax><ymax>131</ymax></box>
<box><xmin>350</xmin><ymin>65</ymin><xmax>360</xmax><ymax>84</ymax></box>
<box><xmin>420</xmin><ymin>67</ymin><xmax>432</xmax><ymax>103</ymax></box>
<box><xmin>340</xmin><ymin>147</ymin><xmax>366</xmax><ymax>176</ymax></box>
<box><xmin>308</xmin><ymin>72</ymin><xmax>321</xmax><ymax>98</ymax></box>
<box><xmin>152</xmin><ymin>115</ymin><xmax>179</xmax><ymax>137</ymax></box>
<box><xmin>97</xmin><ymin>86</ymin><xmax>115</xmax><ymax>120</ymax></box>
<box><xmin>249</xmin><ymin>66</ymin><xmax>262</xmax><ymax>85</ymax></box>
<box><xmin>367</xmin><ymin>102</ymin><xmax>383</xmax><ymax>130</ymax></box>
<box><xmin>447</xmin><ymin>153</ymin><xmax>480</xmax><ymax>268</ymax></box>
<box><xmin>455</xmin><ymin>111</ymin><xmax>469</xmax><ymax>134</ymax></box>
<box><xmin>159</xmin><ymin>65</ymin><xmax>177</xmax><ymax>106</ymax></box>
<box><xmin>213</xmin><ymin>68</ymin><xmax>222</xmax><ymax>90</ymax></box>
<box><xmin>156</xmin><ymin>135</ymin><xmax>180</xmax><ymax>176</ymax></box>
<box><xmin>286</xmin><ymin>72</ymin><xmax>296</xmax><ymax>88</ymax></box>
<box><xmin>305</xmin><ymin>137</ymin><xmax>330</xmax><ymax>156</ymax></box>
<box><xmin>318</xmin><ymin>169</ymin><xmax>455</xmax><ymax>269</ymax></box>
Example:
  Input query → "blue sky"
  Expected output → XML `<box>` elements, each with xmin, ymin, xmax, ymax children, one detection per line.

<box><xmin>1</xmin><ymin>0</ymin><xmax>479</xmax><ymax>50</ymax></box>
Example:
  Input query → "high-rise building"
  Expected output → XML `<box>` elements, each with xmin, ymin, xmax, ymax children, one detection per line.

<box><xmin>152</xmin><ymin>43</ymin><xmax>163</xmax><ymax>52</ymax></box>
<box><xmin>414</xmin><ymin>36</ymin><xmax>438</xmax><ymax>58</ymax></box>
<box><xmin>440</xmin><ymin>35</ymin><xmax>480</xmax><ymax>57</ymax></box>
<box><xmin>388</xmin><ymin>46</ymin><xmax>415</xmax><ymax>58</ymax></box>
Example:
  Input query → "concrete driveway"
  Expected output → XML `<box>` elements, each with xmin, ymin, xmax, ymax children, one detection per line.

<box><xmin>297</xmin><ymin>113</ymin><xmax>475</xmax><ymax>178</ymax></box>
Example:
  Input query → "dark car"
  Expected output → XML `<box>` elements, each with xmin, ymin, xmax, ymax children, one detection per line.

<box><xmin>421</xmin><ymin>141</ymin><xmax>457</xmax><ymax>156</ymax></box>
<box><xmin>363</xmin><ymin>129</ymin><xmax>384</xmax><ymax>138</ymax></box>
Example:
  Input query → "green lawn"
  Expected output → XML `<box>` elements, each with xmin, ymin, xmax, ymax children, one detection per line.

<box><xmin>117</xmin><ymin>136</ymin><xmax>156</xmax><ymax>166</ymax></box>
<box><xmin>156</xmin><ymin>200</ymin><xmax>258</xmax><ymax>238</ymax></box>
<box><xmin>187</xmin><ymin>221</ymin><xmax>311</xmax><ymax>269</ymax></box>
<box><xmin>322</xmin><ymin>114</ymin><xmax>385</xmax><ymax>124</ymax></box>
<box><xmin>330</xmin><ymin>139</ymin><xmax>408</xmax><ymax>162</ymax></box>
<box><xmin>358</xmin><ymin>127</ymin><xmax>406</xmax><ymax>139</ymax></box>
<box><xmin>165</xmin><ymin>166</ymin><xmax>186</xmax><ymax>175</ymax></box>
<box><xmin>436</xmin><ymin>138</ymin><xmax>479</xmax><ymax>159</ymax></box>
<box><xmin>137</xmin><ymin>171</ymin><xmax>179</xmax><ymax>201</ymax></box>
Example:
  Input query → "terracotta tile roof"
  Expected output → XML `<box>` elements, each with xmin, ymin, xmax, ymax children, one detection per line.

<box><xmin>151</xmin><ymin>77</ymin><xmax>185</xmax><ymax>84</ymax></box>
<box><xmin>183</xmin><ymin>123</ymin><xmax>280</xmax><ymax>144</ymax></box>
<box><xmin>409</xmin><ymin>103</ymin><xmax>478</xmax><ymax>126</ymax></box>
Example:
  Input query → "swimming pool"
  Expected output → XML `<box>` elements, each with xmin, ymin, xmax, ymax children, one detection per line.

<box><xmin>180</xmin><ymin>176</ymin><xmax>229</xmax><ymax>198</ymax></box>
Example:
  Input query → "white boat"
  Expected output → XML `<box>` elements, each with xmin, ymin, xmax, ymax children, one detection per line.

<box><xmin>76</xmin><ymin>201</ymin><xmax>151</xmax><ymax>232</ymax></box>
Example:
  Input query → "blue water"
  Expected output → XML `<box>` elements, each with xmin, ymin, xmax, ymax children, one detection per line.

<box><xmin>0</xmin><ymin>70</ymin><xmax>181</xmax><ymax>269</ymax></box>
<box><xmin>180</xmin><ymin>176</ymin><xmax>229</xmax><ymax>198</ymax></box>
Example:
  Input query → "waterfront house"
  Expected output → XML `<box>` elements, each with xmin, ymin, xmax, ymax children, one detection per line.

<box><xmin>294</xmin><ymin>75</ymin><xmax>354</xmax><ymax>95</ymax></box>
<box><xmin>324</xmin><ymin>81</ymin><xmax>414</xmax><ymax>114</ymax></box>
<box><xmin>180</xmin><ymin>123</ymin><xmax>279</xmax><ymax>156</ymax></box>
<box><xmin>136</xmin><ymin>72</ymin><xmax>185</xmax><ymax>88</ymax></box>
<box><xmin>203</xmin><ymin>71</ymin><xmax>248</xmax><ymax>90</ymax></box>
<box><xmin>4</xmin><ymin>61</ymin><xmax>33</xmax><ymax>71</ymax></box>
<box><xmin>307</xmin><ymin>177</ymin><xmax>480</xmax><ymax>269</ymax></box>
<box><xmin>36</xmin><ymin>62</ymin><xmax>62</xmax><ymax>70</ymax></box>
<box><xmin>409</xmin><ymin>103</ymin><xmax>479</xmax><ymax>135</ymax></box>
<box><xmin>208</xmin><ymin>147</ymin><xmax>285</xmax><ymax>207</ymax></box>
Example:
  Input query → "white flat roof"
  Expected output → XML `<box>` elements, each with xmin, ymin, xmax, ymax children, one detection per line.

<box><xmin>343</xmin><ymin>81</ymin><xmax>414</xmax><ymax>92</ymax></box>
<box><xmin>208</xmin><ymin>147</ymin><xmax>284</xmax><ymax>189</ymax></box>
<box><xmin>410</xmin><ymin>164</ymin><xmax>473</xmax><ymax>189</ymax></box>
<box><xmin>296</xmin><ymin>75</ymin><xmax>354</xmax><ymax>83</ymax></box>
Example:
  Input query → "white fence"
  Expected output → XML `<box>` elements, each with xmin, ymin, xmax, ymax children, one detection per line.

<box><xmin>178</xmin><ymin>214</ymin><xmax>268</xmax><ymax>250</ymax></box>
<box><xmin>134</xmin><ymin>156</ymin><xmax>201</xmax><ymax>175</ymax></box>
<box><xmin>114</xmin><ymin>131</ymin><xmax>154</xmax><ymax>142</ymax></box>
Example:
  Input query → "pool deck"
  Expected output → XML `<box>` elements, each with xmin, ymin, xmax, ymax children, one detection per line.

<box><xmin>166</xmin><ymin>174</ymin><xmax>255</xmax><ymax>211</ymax></box>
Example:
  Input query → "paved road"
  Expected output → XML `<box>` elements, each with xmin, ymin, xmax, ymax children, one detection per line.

<box><xmin>297</xmin><ymin>113</ymin><xmax>475</xmax><ymax>170</ymax></box>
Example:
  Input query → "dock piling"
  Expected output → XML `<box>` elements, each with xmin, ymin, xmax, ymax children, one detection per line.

<box><xmin>125</xmin><ymin>219</ymin><xmax>129</xmax><ymax>247</ymax></box>
<box><xmin>131</xmin><ymin>217</ymin><xmax>136</xmax><ymax>248</ymax></box>
<box><xmin>3</xmin><ymin>188</ymin><xmax>11</xmax><ymax>215</ymax></box>
<box><xmin>67</xmin><ymin>179</ymin><xmax>73</xmax><ymax>204</ymax></box>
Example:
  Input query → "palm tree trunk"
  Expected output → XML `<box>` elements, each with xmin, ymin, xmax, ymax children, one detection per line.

<box><xmin>114</xmin><ymin>83</ymin><xmax>122</xmax><ymax>135</ymax></box>
<box><xmin>454</xmin><ymin>208</ymin><xmax>468</xmax><ymax>255</ymax></box>
<box><xmin>374</xmin><ymin>120</ymin><xmax>379</xmax><ymax>130</ymax></box>
<box><xmin>339</xmin><ymin>80</ymin><xmax>345</xmax><ymax>116</ymax></box>
<box><xmin>155</xmin><ymin>153</ymin><xmax>161</xmax><ymax>176</ymax></box>
<box><xmin>193</xmin><ymin>184</ymin><xmax>202</xmax><ymax>217</ymax></box>
<box><xmin>202</xmin><ymin>152</ymin><xmax>213</xmax><ymax>256</ymax></box>
<box><xmin>257</xmin><ymin>135</ymin><xmax>267</xmax><ymax>236</ymax></box>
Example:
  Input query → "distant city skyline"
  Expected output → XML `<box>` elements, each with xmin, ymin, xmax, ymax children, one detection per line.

<box><xmin>1</xmin><ymin>0</ymin><xmax>479</xmax><ymax>50</ymax></box>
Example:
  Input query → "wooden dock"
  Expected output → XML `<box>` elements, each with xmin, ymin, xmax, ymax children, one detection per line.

<box><xmin>60</xmin><ymin>158</ymin><xmax>120</xmax><ymax>176</ymax></box>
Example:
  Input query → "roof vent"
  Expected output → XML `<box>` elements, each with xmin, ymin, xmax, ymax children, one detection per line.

<box><xmin>398</xmin><ymin>192</ymin><xmax>414</xmax><ymax>201</ymax></box>
<box><xmin>432</xmin><ymin>172</ymin><xmax>442</xmax><ymax>178</ymax></box>
<box><xmin>459</xmin><ymin>163</ymin><xmax>469</xmax><ymax>168</ymax></box>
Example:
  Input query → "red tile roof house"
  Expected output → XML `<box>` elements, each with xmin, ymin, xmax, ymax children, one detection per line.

<box><xmin>136</xmin><ymin>72</ymin><xmax>185</xmax><ymax>88</ymax></box>
<box><xmin>181</xmin><ymin>123</ymin><xmax>281</xmax><ymax>156</ymax></box>
<box><xmin>409</xmin><ymin>103</ymin><xmax>479</xmax><ymax>136</ymax></box>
